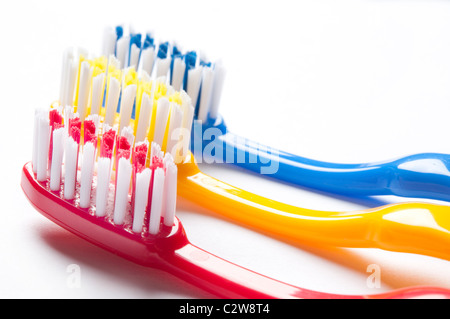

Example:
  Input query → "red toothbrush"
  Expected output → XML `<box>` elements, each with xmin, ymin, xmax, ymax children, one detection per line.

<box><xmin>21</xmin><ymin>107</ymin><xmax>450</xmax><ymax>299</ymax></box>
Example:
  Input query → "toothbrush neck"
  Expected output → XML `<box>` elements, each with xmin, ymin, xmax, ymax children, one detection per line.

<box><xmin>192</xmin><ymin>121</ymin><xmax>450</xmax><ymax>202</ymax></box>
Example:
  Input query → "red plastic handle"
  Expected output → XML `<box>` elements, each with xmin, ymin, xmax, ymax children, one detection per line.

<box><xmin>160</xmin><ymin>243</ymin><xmax>450</xmax><ymax>299</ymax></box>
<box><xmin>20</xmin><ymin>162</ymin><xmax>450</xmax><ymax>299</ymax></box>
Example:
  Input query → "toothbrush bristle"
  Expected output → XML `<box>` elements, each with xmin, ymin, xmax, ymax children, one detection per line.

<box><xmin>151</xmin><ymin>155</ymin><xmax>164</xmax><ymax>169</ymax></box>
<box><xmin>49</xmin><ymin>109</ymin><xmax>63</xmax><ymax>128</ymax></box>
<box><xmin>117</xmin><ymin>136</ymin><xmax>132</xmax><ymax>160</ymax></box>
<box><xmin>32</xmin><ymin>105</ymin><xmax>181</xmax><ymax>235</ymax></box>
<box><xmin>134</xmin><ymin>142</ymin><xmax>149</xmax><ymax>174</ymax></box>
<box><xmin>100</xmin><ymin>127</ymin><xmax>116</xmax><ymax>158</ymax></box>
<box><xmin>83</xmin><ymin>119</ymin><xmax>97</xmax><ymax>144</ymax></box>
<box><xmin>30</xmin><ymin>30</ymin><xmax>212</xmax><ymax>236</ymax></box>
<box><xmin>68</xmin><ymin>117</ymin><xmax>81</xmax><ymax>143</ymax></box>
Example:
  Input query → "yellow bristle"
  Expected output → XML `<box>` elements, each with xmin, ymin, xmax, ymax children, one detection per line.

<box><xmin>169</xmin><ymin>91</ymin><xmax>182</xmax><ymax>105</ymax></box>
<box><xmin>90</xmin><ymin>56</ymin><xmax>107</xmax><ymax>78</ymax></box>
<box><xmin>161</xmin><ymin>105</ymin><xmax>171</xmax><ymax>152</ymax></box>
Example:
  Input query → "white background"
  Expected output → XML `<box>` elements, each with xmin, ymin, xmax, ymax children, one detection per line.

<box><xmin>1</xmin><ymin>0</ymin><xmax>450</xmax><ymax>298</ymax></box>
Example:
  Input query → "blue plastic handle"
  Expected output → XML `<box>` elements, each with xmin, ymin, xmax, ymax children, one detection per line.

<box><xmin>191</xmin><ymin>116</ymin><xmax>450</xmax><ymax>202</ymax></box>
<box><xmin>108</xmin><ymin>30</ymin><xmax>450</xmax><ymax>203</ymax></box>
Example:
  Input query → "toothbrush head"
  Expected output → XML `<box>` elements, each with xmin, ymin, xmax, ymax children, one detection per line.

<box><xmin>23</xmin><ymin>30</ymin><xmax>450</xmax><ymax>299</ymax></box>
<box><xmin>21</xmin><ymin>161</ymin><xmax>187</xmax><ymax>267</ymax></box>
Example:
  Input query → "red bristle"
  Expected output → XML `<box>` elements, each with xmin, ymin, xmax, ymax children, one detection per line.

<box><xmin>48</xmin><ymin>109</ymin><xmax>64</xmax><ymax>164</ymax></box>
<box><xmin>100</xmin><ymin>129</ymin><xmax>116</xmax><ymax>159</ymax></box>
<box><xmin>145</xmin><ymin>154</ymin><xmax>164</xmax><ymax>224</ymax></box>
<box><xmin>119</xmin><ymin>149</ymin><xmax>131</xmax><ymax>160</ymax></box>
<box><xmin>150</xmin><ymin>155</ymin><xmax>164</xmax><ymax>170</ymax></box>
<box><xmin>134</xmin><ymin>144</ymin><xmax>148</xmax><ymax>174</ymax></box>
<box><xmin>130</xmin><ymin>143</ymin><xmax>148</xmax><ymax>219</ymax></box>
<box><xmin>83</xmin><ymin>120</ymin><xmax>97</xmax><ymax>145</ymax></box>
<box><xmin>117</xmin><ymin>136</ymin><xmax>131</xmax><ymax>160</ymax></box>
<box><xmin>53</xmin><ymin>122</ymin><xmax>64</xmax><ymax>130</ymax></box>
<box><xmin>69</xmin><ymin>117</ymin><xmax>82</xmax><ymax>144</ymax></box>
<box><xmin>49</xmin><ymin>109</ymin><xmax>63</xmax><ymax>127</ymax></box>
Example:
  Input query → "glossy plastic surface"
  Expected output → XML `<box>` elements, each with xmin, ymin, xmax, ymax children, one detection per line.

<box><xmin>178</xmin><ymin>153</ymin><xmax>450</xmax><ymax>261</ymax></box>
<box><xmin>21</xmin><ymin>162</ymin><xmax>450</xmax><ymax>299</ymax></box>
<box><xmin>193</xmin><ymin>116</ymin><xmax>450</xmax><ymax>202</ymax></box>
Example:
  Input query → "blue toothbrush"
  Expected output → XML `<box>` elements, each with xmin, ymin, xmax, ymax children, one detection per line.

<box><xmin>107</xmin><ymin>26</ymin><xmax>450</xmax><ymax>204</ymax></box>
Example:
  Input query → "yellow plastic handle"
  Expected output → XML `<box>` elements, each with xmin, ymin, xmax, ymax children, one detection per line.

<box><xmin>178</xmin><ymin>154</ymin><xmax>450</xmax><ymax>261</ymax></box>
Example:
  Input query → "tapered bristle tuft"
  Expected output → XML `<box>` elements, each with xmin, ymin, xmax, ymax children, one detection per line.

<box><xmin>100</xmin><ymin>127</ymin><xmax>116</xmax><ymax>159</ymax></box>
<box><xmin>30</xmin><ymin>33</ymin><xmax>209</xmax><ymax>235</ymax></box>
<box><xmin>69</xmin><ymin>117</ymin><xmax>81</xmax><ymax>143</ymax></box>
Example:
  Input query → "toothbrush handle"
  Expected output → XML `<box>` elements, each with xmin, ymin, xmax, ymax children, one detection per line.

<box><xmin>161</xmin><ymin>242</ymin><xmax>450</xmax><ymax>299</ymax></box>
<box><xmin>22</xmin><ymin>162</ymin><xmax>450</xmax><ymax>299</ymax></box>
<box><xmin>178</xmin><ymin>166</ymin><xmax>450</xmax><ymax>260</ymax></box>
<box><xmin>203</xmin><ymin>131</ymin><xmax>450</xmax><ymax>202</ymax></box>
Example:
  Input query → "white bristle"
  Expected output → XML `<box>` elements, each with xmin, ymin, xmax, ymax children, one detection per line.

<box><xmin>32</xmin><ymin>108</ymin><xmax>45</xmax><ymax>174</ymax></box>
<box><xmin>163</xmin><ymin>152</ymin><xmax>173</xmax><ymax>169</ymax></box>
<box><xmin>166</xmin><ymin>84</ymin><xmax>175</xmax><ymax>97</ymax></box>
<box><xmin>141</xmin><ymin>47</ymin><xmax>156</xmax><ymax>77</ymax></box>
<box><xmin>181</xmin><ymin>91</ymin><xmax>195</xmax><ymax>130</ymax></box>
<box><xmin>153</xmin><ymin>97</ymin><xmax>170</xmax><ymax>146</ymax></box>
<box><xmin>64</xmin><ymin>105</ymin><xmax>74</xmax><ymax>122</ymax></box>
<box><xmin>95</xmin><ymin>157</ymin><xmax>112</xmax><ymax>217</ymax></box>
<box><xmin>149</xmin><ymin>167</ymin><xmax>165</xmax><ymax>235</ymax></box>
<box><xmin>171</xmin><ymin>57</ymin><xmax>186</xmax><ymax>91</ymax></box>
<box><xmin>59</xmin><ymin>49</ymin><xmax>70</xmax><ymax>105</ymax></box>
<box><xmin>166</xmin><ymin>103</ymin><xmax>183</xmax><ymax>158</ymax></box>
<box><xmin>156</xmin><ymin>75</ymin><xmax>167</xmax><ymax>85</ymax></box>
<box><xmin>197</xmin><ymin>66</ymin><xmax>215</xmax><ymax>123</ymax></box>
<box><xmin>142</xmin><ymin>70</ymin><xmax>152</xmax><ymax>83</ymax></box>
<box><xmin>150</xmin><ymin>142</ymin><xmax>164</xmax><ymax>165</ymax></box>
<box><xmin>129</xmin><ymin>43</ymin><xmax>141</xmax><ymax>69</ymax></box>
<box><xmin>116</xmin><ymin>35</ymin><xmax>130</xmax><ymax>70</ymax></box>
<box><xmin>59</xmin><ymin>48</ymin><xmax>76</xmax><ymax>107</ymax></box>
<box><xmin>65</xmin><ymin>61</ymin><xmax>78</xmax><ymax>108</ymax></box>
<box><xmin>95</xmin><ymin>124</ymin><xmax>116</xmax><ymax>216</ymax></box>
<box><xmin>209</xmin><ymin>62</ymin><xmax>226</xmax><ymax>120</ymax></box>
<box><xmin>86</xmin><ymin>114</ymin><xmax>100</xmax><ymax>132</ymax></box>
<box><xmin>79</xmin><ymin>142</ymin><xmax>96</xmax><ymax>208</ymax></box>
<box><xmin>36</xmin><ymin>111</ymin><xmax>50</xmax><ymax>182</ymax></box>
<box><xmin>81</xmin><ymin>117</ymin><xmax>100</xmax><ymax>205</ymax></box>
<box><xmin>132</xmin><ymin>167</ymin><xmax>152</xmax><ymax>233</ymax></box>
<box><xmin>104</xmin><ymin>76</ymin><xmax>121</xmax><ymax>126</ymax></box>
<box><xmin>63</xmin><ymin>136</ymin><xmax>79</xmax><ymax>200</ymax></box>
<box><xmin>118</xmin><ymin>83</ymin><xmax>137</xmax><ymax>133</ymax></box>
<box><xmin>156</xmin><ymin>57</ymin><xmax>172</xmax><ymax>79</ymax></box>
<box><xmin>77</xmin><ymin>61</ymin><xmax>93</xmax><ymax>121</ymax></box>
<box><xmin>90</xmin><ymin>73</ymin><xmax>106</xmax><ymax>115</ymax></box>
<box><xmin>121</xmin><ymin>125</ymin><xmax>136</xmax><ymax>146</ymax></box>
<box><xmin>113</xmin><ymin>156</ymin><xmax>132</xmax><ymax>225</ymax></box>
<box><xmin>109</xmin><ymin>54</ymin><xmax>121</xmax><ymax>70</ymax></box>
<box><xmin>176</xmin><ymin>93</ymin><xmax>195</xmax><ymax>163</ymax></box>
<box><xmin>135</xmin><ymin>92</ymin><xmax>153</xmax><ymax>143</ymax></box>
<box><xmin>49</xmin><ymin>127</ymin><xmax>66</xmax><ymax>191</ymax></box>
<box><xmin>187</xmin><ymin>66</ymin><xmax>203</xmax><ymax>110</ymax></box>
<box><xmin>163</xmin><ymin>159</ymin><xmax>177</xmax><ymax>227</ymax></box>
<box><xmin>102</xmin><ymin>27</ymin><xmax>117</xmax><ymax>57</ymax></box>
<box><xmin>33</xmin><ymin>41</ymin><xmax>193</xmax><ymax>236</ymax></box>
<box><xmin>78</xmin><ymin>48</ymin><xmax>89</xmax><ymax>60</ymax></box>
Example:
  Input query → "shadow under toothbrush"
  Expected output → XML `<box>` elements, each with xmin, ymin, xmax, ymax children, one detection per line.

<box><xmin>35</xmin><ymin>221</ymin><xmax>214</xmax><ymax>299</ymax></box>
<box><xmin>176</xmin><ymin>197</ymin><xmax>450</xmax><ymax>292</ymax></box>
